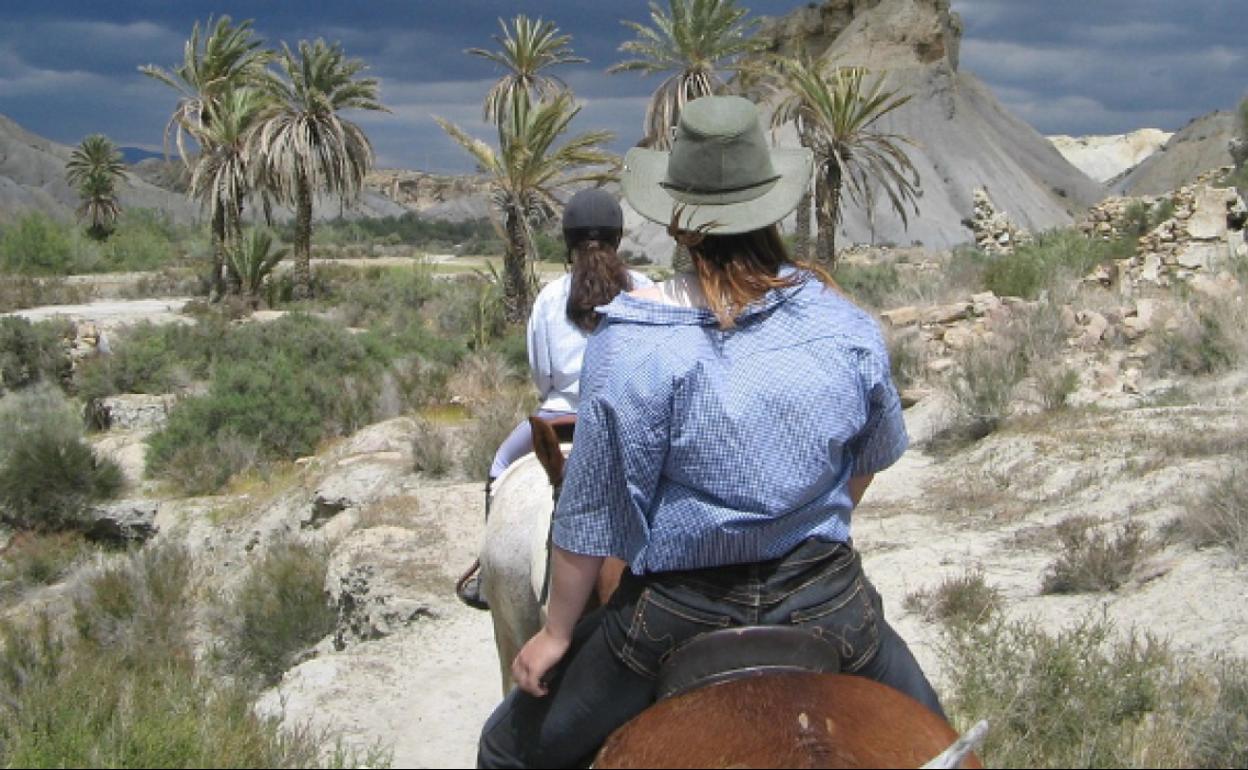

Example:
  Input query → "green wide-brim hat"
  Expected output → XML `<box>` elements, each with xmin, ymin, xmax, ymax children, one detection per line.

<box><xmin>622</xmin><ymin>95</ymin><xmax>813</xmax><ymax>236</ymax></box>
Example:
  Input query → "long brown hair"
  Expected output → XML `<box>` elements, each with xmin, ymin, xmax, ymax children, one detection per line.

<box><xmin>679</xmin><ymin>224</ymin><xmax>835</xmax><ymax>329</ymax></box>
<box><xmin>566</xmin><ymin>234</ymin><xmax>632</xmax><ymax>332</ymax></box>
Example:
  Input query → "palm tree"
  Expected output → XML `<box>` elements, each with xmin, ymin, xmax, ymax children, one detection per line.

<box><xmin>436</xmin><ymin>90</ymin><xmax>617</xmax><ymax>322</ymax></box>
<box><xmin>140</xmin><ymin>15</ymin><xmax>270</xmax><ymax>297</ymax></box>
<box><xmin>228</xmin><ymin>227</ymin><xmax>288</xmax><ymax>300</ymax></box>
<box><xmin>770</xmin><ymin>59</ymin><xmax>920</xmax><ymax>268</ymax></box>
<box><xmin>65</xmin><ymin>134</ymin><xmax>126</xmax><ymax>240</ymax></box>
<box><xmin>188</xmin><ymin>87</ymin><xmax>272</xmax><ymax>290</ymax></box>
<box><xmin>610</xmin><ymin>0</ymin><xmax>765</xmax><ymax>148</ymax></box>
<box><xmin>467</xmin><ymin>15</ymin><xmax>586</xmax><ymax>125</ymax></box>
<box><xmin>249</xmin><ymin>39</ymin><xmax>387</xmax><ymax>300</ymax></box>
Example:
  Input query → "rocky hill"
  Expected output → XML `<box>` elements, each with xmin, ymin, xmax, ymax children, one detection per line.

<box><xmin>1049</xmin><ymin>129</ymin><xmax>1172</xmax><ymax>184</ymax></box>
<box><xmin>0</xmin><ymin>114</ymin><xmax>199</xmax><ymax>226</ymax></box>
<box><xmin>1113</xmin><ymin>111</ymin><xmax>1238</xmax><ymax>196</ymax></box>
<box><xmin>755</xmin><ymin>0</ymin><xmax>1106</xmax><ymax>249</ymax></box>
<box><xmin>0</xmin><ymin>113</ymin><xmax>407</xmax><ymax>226</ymax></box>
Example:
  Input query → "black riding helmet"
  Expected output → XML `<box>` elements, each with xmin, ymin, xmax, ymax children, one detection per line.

<box><xmin>562</xmin><ymin>188</ymin><xmax>623</xmax><ymax>256</ymax></box>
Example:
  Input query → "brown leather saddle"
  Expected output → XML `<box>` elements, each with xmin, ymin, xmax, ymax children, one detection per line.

<box><xmin>656</xmin><ymin>626</ymin><xmax>843</xmax><ymax>701</ymax></box>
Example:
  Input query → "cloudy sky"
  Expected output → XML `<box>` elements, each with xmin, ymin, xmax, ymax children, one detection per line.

<box><xmin>1</xmin><ymin>1</ymin><xmax>1242</xmax><ymax>172</ymax></box>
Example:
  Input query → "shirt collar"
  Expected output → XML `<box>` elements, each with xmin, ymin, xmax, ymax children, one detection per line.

<box><xmin>599</xmin><ymin>266</ymin><xmax>813</xmax><ymax>327</ymax></box>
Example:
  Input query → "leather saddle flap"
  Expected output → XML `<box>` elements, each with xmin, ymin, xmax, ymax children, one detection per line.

<box><xmin>656</xmin><ymin>626</ymin><xmax>842</xmax><ymax>701</ymax></box>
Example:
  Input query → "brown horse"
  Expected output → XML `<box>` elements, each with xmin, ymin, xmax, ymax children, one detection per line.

<box><xmin>595</xmin><ymin>672</ymin><xmax>985</xmax><ymax>768</ymax></box>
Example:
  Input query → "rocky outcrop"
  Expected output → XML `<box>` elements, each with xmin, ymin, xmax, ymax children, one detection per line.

<box><xmin>1049</xmin><ymin>130</ymin><xmax>1172</xmax><ymax>184</ymax></box>
<box><xmin>365</xmin><ymin>170</ymin><xmax>491</xmax><ymax>222</ymax></box>
<box><xmin>325</xmin><ymin>526</ymin><xmax>436</xmax><ymax>649</ymax></box>
<box><xmin>86</xmin><ymin>499</ymin><xmax>159</xmax><ymax>544</ymax></box>
<box><xmin>91</xmin><ymin>393</ymin><xmax>178</xmax><ymax>431</ymax></box>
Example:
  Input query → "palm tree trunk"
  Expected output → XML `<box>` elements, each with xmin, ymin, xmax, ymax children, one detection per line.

<box><xmin>210</xmin><ymin>205</ymin><xmax>227</xmax><ymax>302</ymax></box>
<box><xmin>226</xmin><ymin>201</ymin><xmax>244</xmax><ymax>296</ymax></box>
<box><xmin>794</xmin><ymin>190</ymin><xmax>812</xmax><ymax>262</ymax></box>
<box><xmin>293</xmin><ymin>175</ymin><xmax>313</xmax><ymax>301</ymax></box>
<box><xmin>815</xmin><ymin>164</ymin><xmax>844</xmax><ymax>271</ymax></box>
<box><xmin>502</xmin><ymin>208</ymin><xmax>531</xmax><ymax>324</ymax></box>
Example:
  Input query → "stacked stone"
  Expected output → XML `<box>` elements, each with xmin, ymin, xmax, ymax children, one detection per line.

<box><xmin>1125</xmin><ymin>180</ymin><xmax>1246</xmax><ymax>287</ymax></box>
<box><xmin>970</xmin><ymin>188</ymin><xmax>1029</xmax><ymax>254</ymax></box>
<box><xmin>1076</xmin><ymin>195</ymin><xmax>1150</xmax><ymax>242</ymax></box>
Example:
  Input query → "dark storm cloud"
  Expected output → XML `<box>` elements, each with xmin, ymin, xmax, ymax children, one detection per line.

<box><xmin>0</xmin><ymin>1</ymin><xmax>1242</xmax><ymax>170</ymax></box>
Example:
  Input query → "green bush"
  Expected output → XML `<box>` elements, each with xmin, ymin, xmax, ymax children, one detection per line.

<box><xmin>0</xmin><ymin>317</ymin><xmax>72</xmax><ymax>394</ymax></box>
<box><xmin>99</xmin><ymin>209</ymin><xmax>181</xmax><ymax>271</ymax></box>
<box><xmin>1191</xmin><ymin>657</ymin><xmax>1248</xmax><ymax>768</ymax></box>
<box><xmin>0</xmin><ymin>432</ymin><xmax>124</xmax><ymax>532</ymax></box>
<box><xmin>215</xmin><ymin>539</ymin><xmax>337</xmax><ymax>685</ymax></box>
<box><xmin>834</xmin><ymin>262</ymin><xmax>900</xmax><ymax>310</ymax></box>
<box><xmin>0</xmin><ymin>212</ymin><xmax>96</xmax><ymax>274</ymax></box>
<box><xmin>1152</xmin><ymin>305</ymin><xmax>1239</xmax><ymax>377</ymax></box>
<box><xmin>940</xmin><ymin>615</ymin><xmax>1173</xmax><ymax>768</ymax></box>
<box><xmin>932</xmin><ymin>339</ymin><xmax>1026</xmax><ymax>449</ymax></box>
<box><xmin>411</xmin><ymin>417</ymin><xmax>453</xmax><ymax>478</ymax></box>
<box><xmin>74</xmin><ymin>319</ymin><xmax>223</xmax><ymax>403</ymax></box>
<box><xmin>983</xmin><ymin>229</ymin><xmax>1133</xmax><ymax>299</ymax></box>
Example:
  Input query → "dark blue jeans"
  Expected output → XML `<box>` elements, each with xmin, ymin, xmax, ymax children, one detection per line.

<box><xmin>477</xmin><ymin>540</ymin><xmax>944</xmax><ymax>769</ymax></box>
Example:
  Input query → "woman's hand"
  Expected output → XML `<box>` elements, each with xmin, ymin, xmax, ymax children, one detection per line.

<box><xmin>512</xmin><ymin>627</ymin><xmax>572</xmax><ymax>697</ymax></box>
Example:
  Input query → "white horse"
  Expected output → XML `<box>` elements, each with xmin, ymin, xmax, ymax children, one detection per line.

<box><xmin>478</xmin><ymin>450</ymin><xmax>557</xmax><ymax>694</ymax></box>
<box><xmin>478</xmin><ymin>416</ymin><xmax>624</xmax><ymax>694</ymax></box>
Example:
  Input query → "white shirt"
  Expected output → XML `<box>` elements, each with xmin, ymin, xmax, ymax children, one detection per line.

<box><xmin>527</xmin><ymin>270</ymin><xmax>653</xmax><ymax>413</ymax></box>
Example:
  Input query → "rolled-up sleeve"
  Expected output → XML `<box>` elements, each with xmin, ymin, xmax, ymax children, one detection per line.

<box><xmin>551</xmin><ymin>325</ymin><xmax>669</xmax><ymax>566</ymax></box>
<box><xmin>526</xmin><ymin>299</ymin><xmax>554</xmax><ymax>400</ymax></box>
<box><xmin>850</xmin><ymin>345</ymin><xmax>909</xmax><ymax>476</ymax></box>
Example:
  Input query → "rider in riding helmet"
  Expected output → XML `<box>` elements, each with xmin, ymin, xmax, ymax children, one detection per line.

<box><xmin>477</xmin><ymin>95</ymin><xmax>944</xmax><ymax>768</ymax></box>
<box><xmin>457</xmin><ymin>188</ymin><xmax>652</xmax><ymax>610</ymax></box>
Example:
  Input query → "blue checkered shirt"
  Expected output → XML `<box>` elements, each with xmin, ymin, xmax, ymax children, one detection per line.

<box><xmin>551</xmin><ymin>269</ymin><xmax>909</xmax><ymax>574</ymax></box>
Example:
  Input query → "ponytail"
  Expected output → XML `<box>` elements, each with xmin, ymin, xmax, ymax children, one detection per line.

<box><xmin>566</xmin><ymin>235</ymin><xmax>632</xmax><ymax>332</ymax></box>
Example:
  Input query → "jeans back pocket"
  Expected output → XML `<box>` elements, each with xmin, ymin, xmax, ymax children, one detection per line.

<box><xmin>788</xmin><ymin>575</ymin><xmax>880</xmax><ymax>672</ymax></box>
<box><xmin>616</xmin><ymin>587</ymin><xmax>734</xmax><ymax>679</ymax></box>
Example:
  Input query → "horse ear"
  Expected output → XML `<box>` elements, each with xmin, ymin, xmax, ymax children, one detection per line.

<box><xmin>529</xmin><ymin>415</ymin><xmax>565</xmax><ymax>487</ymax></box>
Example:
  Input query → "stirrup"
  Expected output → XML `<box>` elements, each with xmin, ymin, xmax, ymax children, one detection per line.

<box><xmin>456</xmin><ymin>559</ymin><xmax>489</xmax><ymax>611</ymax></box>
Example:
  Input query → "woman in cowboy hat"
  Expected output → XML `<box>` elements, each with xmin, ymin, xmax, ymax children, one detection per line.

<box><xmin>478</xmin><ymin>95</ymin><xmax>941</xmax><ymax>768</ymax></box>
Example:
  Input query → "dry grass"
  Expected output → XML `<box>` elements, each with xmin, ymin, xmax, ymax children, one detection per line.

<box><xmin>903</xmin><ymin>569</ymin><xmax>1001</xmax><ymax>627</ymax></box>
<box><xmin>1173</xmin><ymin>460</ymin><xmax>1248</xmax><ymax>562</ymax></box>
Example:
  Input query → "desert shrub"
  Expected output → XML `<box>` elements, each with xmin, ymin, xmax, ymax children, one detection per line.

<box><xmin>903</xmin><ymin>569</ymin><xmax>1001</xmax><ymax>627</ymax></box>
<box><xmin>1190</xmin><ymin>657</ymin><xmax>1248</xmax><ymax>768</ymax></box>
<box><xmin>0</xmin><ymin>212</ymin><xmax>98</xmax><ymax>274</ymax></box>
<box><xmin>1040</xmin><ymin>518</ymin><xmax>1149</xmax><ymax>594</ymax></box>
<box><xmin>932</xmin><ymin>339</ymin><xmax>1026</xmax><ymax>449</ymax></box>
<box><xmin>0</xmin><ymin>532</ymin><xmax>94</xmax><ymax>596</ymax></box>
<box><xmin>160</xmin><ymin>432</ymin><xmax>261</xmax><ymax>497</ymax></box>
<box><xmin>0</xmin><ymin>275</ymin><xmax>93</xmax><ymax>313</ymax></box>
<box><xmin>321</xmin><ymin>264</ymin><xmax>437</xmax><ymax>329</ymax></box>
<box><xmin>940</xmin><ymin>615</ymin><xmax>1173</xmax><ymax>768</ymax></box>
<box><xmin>886</xmin><ymin>327</ymin><xmax>924</xmax><ymax>390</ymax></box>
<box><xmin>0</xmin><ymin>316</ymin><xmax>72</xmax><ymax>394</ymax></box>
<box><xmin>447</xmin><ymin>351</ymin><xmax>519</xmax><ymax>411</ymax></box>
<box><xmin>1175</xmin><ymin>461</ymin><xmax>1248</xmax><ymax>561</ymax></box>
<box><xmin>215</xmin><ymin>539</ymin><xmax>336</xmax><ymax>686</ymax></box>
<box><xmin>0</xmin><ymin>386</ymin><xmax>122</xmax><ymax>532</ymax></box>
<box><xmin>0</xmin><ymin>543</ymin><xmax>364</xmax><ymax>768</ymax></box>
<box><xmin>1151</xmin><ymin>302</ymin><xmax>1240</xmax><ymax>377</ymax></box>
<box><xmin>462</xmin><ymin>395</ymin><xmax>533</xmax><ymax>481</ymax></box>
<box><xmin>983</xmin><ymin>229</ymin><xmax>1132</xmax><ymax>299</ymax></box>
<box><xmin>835</xmin><ymin>262</ymin><xmax>900</xmax><ymax>310</ymax></box>
<box><xmin>1034</xmin><ymin>367</ymin><xmax>1079</xmax><ymax>411</ymax></box>
<box><xmin>411</xmin><ymin>418</ymin><xmax>453</xmax><ymax>478</ymax></box>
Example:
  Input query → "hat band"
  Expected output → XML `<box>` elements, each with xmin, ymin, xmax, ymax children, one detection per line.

<box><xmin>661</xmin><ymin>173</ymin><xmax>782</xmax><ymax>205</ymax></box>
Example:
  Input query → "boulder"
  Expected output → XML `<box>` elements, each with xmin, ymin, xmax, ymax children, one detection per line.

<box><xmin>93</xmin><ymin>394</ymin><xmax>178</xmax><ymax>431</ymax></box>
<box><xmin>86</xmin><ymin>499</ymin><xmax>159</xmax><ymax>544</ymax></box>
<box><xmin>307</xmin><ymin>459</ymin><xmax>405</xmax><ymax>528</ymax></box>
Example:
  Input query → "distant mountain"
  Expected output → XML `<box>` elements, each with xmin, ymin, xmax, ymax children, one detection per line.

<box><xmin>119</xmin><ymin>146</ymin><xmax>165</xmax><ymax>165</ymax></box>
<box><xmin>1049</xmin><ymin>130</ymin><xmax>1172</xmax><ymax>184</ymax></box>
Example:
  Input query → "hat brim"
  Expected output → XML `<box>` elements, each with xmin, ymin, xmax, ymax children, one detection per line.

<box><xmin>622</xmin><ymin>146</ymin><xmax>813</xmax><ymax>236</ymax></box>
